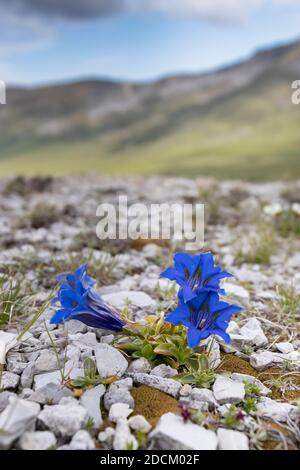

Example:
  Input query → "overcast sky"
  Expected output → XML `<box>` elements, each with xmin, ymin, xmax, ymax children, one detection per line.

<box><xmin>0</xmin><ymin>0</ymin><xmax>300</xmax><ymax>85</ymax></box>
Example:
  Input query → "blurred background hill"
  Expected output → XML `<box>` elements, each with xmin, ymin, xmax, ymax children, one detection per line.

<box><xmin>1</xmin><ymin>39</ymin><xmax>300</xmax><ymax>180</ymax></box>
<box><xmin>0</xmin><ymin>1</ymin><xmax>300</xmax><ymax>180</ymax></box>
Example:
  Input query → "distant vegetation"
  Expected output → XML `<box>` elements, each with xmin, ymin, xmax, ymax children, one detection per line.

<box><xmin>0</xmin><ymin>39</ymin><xmax>300</xmax><ymax>181</ymax></box>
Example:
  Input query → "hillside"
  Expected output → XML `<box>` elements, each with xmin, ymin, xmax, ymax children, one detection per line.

<box><xmin>0</xmin><ymin>39</ymin><xmax>300</xmax><ymax>180</ymax></box>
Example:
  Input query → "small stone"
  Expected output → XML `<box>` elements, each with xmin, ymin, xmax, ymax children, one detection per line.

<box><xmin>19</xmin><ymin>431</ymin><xmax>56</xmax><ymax>450</ymax></box>
<box><xmin>34</xmin><ymin>350</ymin><xmax>58</xmax><ymax>374</ymax></box>
<box><xmin>256</xmin><ymin>397</ymin><xmax>297</xmax><ymax>423</ymax></box>
<box><xmin>69</xmin><ymin>430</ymin><xmax>95</xmax><ymax>450</ymax></box>
<box><xmin>207</xmin><ymin>340</ymin><xmax>221</xmax><ymax>369</ymax></box>
<box><xmin>1</xmin><ymin>371</ymin><xmax>19</xmax><ymax>390</ymax></box>
<box><xmin>95</xmin><ymin>343</ymin><xmax>128</xmax><ymax>378</ymax></box>
<box><xmin>65</xmin><ymin>344</ymin><xmax>81</xmax><ymax>363</ymax></box>
<box><xmin>21</xmin><ymin>362</ymin><xmax>35</xmax><ymax>388</ymax></box>
<box><xmin>109</xmin><ymin>403</ymin><xmax>133</xmax><ymax>423</ymax></box>
<box><xmin>142</xmin><ymin>243</ymin><xmax>162</xmax><ymax>259</ymax></box>
<box><xmin>102</xmin><ymin>290</ymin><xmax>156</xmax><ymax>310</ymax></box>
<box><xmin>69</xmin><ymin>332</ymin><xmax>98</xmax><ymax>350</ymax></box>
<box><xmin>127</xmin><ymin>358</ymin><xmax>151</xmax><ymax>374</ymax></box>
<box><xmin>113</xmin><ymin>418</ymin><xmax>138</xmax><ymax>450</ymax></box>
<box><xmin>29</xmin><ymin>383</ymin><xmax>72</xmax><ymax>405</ymax></box>
<box><xmin>223</xmin><ymin>283</ymin><xmax>250</xmax><ymax>303</ymax></box>
<box><xmin>0</xmin><ymin>397</ymin><xmax>40</xmax><ymax>449</ymax></box>
<box><xmin>250</xmin><ymin>351</ymin><xmax>286</xmax><ymax>371</ymax></box>
<box><xmin>0</xmin><ymin>391</ymin><xmax>16</xmax><ymax>412</ymax></box>
<box><xmin>38</xmin><ymin>402</ymin><xmax>88</xmax><ymax>437</ymax></box>
<box><xmin>20</xmin><ymin>388</ymin><xmax>33</xmax><ymax>400</ymax></box>
<box><xmin>128</xmin><ymin>415</ymin><xmax>152</xmax><ymax>433</ymax></box>
<box><xmin>276</xmin><ymin>342</ymin><xmax>294</xmax><ymax>354</ymax></box>
<box><xmin>151</xmin><ymin>364</ymin><xmax>178</xmax><ymax>378</ymax></box>
<box><xmin>132</xmin><ymin>373</ymin><xmax>181</xmax><ymax>398</ymax></box>
<box><xmin>102</xmin><ymin>291</ymin><xmax>155</xmax><ymax>310</ymax></box>
<box><xmin>80</xmin><ymin>384</ymin><xmax>105</xmax><ymax>428</ymax></box>
<box><xmin>149</xmin><ymin>413</ymin><xmax>218</xmax><ymax>450</ymax></box>
<box><xmin>231</xmin><ymin>373</ymin><xmax>271</xmax><ymax>396</ymax></box>
<box><xmin>190</xmin><ymin>388</ymin><xmax>218</xmax><ymax>409</ymax></box>
<box><xmin>213</xmin><ymin>376</ymin><xmax>245</xmax><ymax>404</ymax></box>
<box><xmin>0</xmin><ymin>331</ymin><xmax>18</xmax><ymax>365</ymax></box>
<box><xmin>181</xmin><ymin>399</ymin><xmax>209</xmax><ymax>412</ymax></box>
<box><xmin>6</xmin><ymin>355</ymin><xmax>27</xmax><ymax>374</ymax></box>
<box><xmin>104</xmin><ymin>387</ymin><xmax>134</xmax><ymax>411</ymax></box>
<box><xmin>180</xmin><ymin>384</ymin><xmax>192</xmax><ymax>397</ymax></box>
<box><xmin>109</xmin><ymin>377</ymin><xmax>133</xmax><ymax>390</ymax></box>
<box><xmin>98</xmin><ymin>427</ymin><xmax>115</xmax><ymax>443</ymax></box>
<box><xmin>66</xmin><ymin>320</ymin><xmax>87</xmax><ymax>335</ymax></box>
<box><xmin>229</xmin><ymin>318</ymin><xmax>268</xmax><ymax>349</ymax></box>
<box><xmin>33</xmin><ymin>370</ymin><xmax>61</xmax><ymax>390</ymax></box>
<box><xmin>101</xmin><ymin>334</ymin><xmax>114</xmax><ymax>344</ymax></box>
<box><xmin>240</xmin><ymin>318</ymin><xmax>268</xmax><ymax>348</ymax></box>
<box><xmin>59</xmin><ymin>396</ymin><xmax>78</xmax><ymax>406</ymax></box>
<box><xmin>217</xmin><ymin>428</ymin><xmax>249</xmax><ymax>450</ymax></box>
<box><xmin>33</xmin><ymin>367</ymin><xmax>84</xmax><ymax>390</ymax></box>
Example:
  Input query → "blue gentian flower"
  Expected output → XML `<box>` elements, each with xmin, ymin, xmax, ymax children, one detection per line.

<box><xmin>161</xmin><ymin>252</ymin><xmax>232</xmax><ymax>302</ymax></box>
<box><xmin>165</xmin><ymin>291</ymin><xmax>241</xmax><ymax>348</ymax></box>
<box><xmin>50</xmin><ymin>264</ymin><xmax>125</xmax><ymax>331</ymax></box>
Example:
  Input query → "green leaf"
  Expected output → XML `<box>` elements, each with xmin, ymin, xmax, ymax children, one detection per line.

<box><xmin>141</xmin><ymin>344</ymin><xmax>155</xmax><ymax>360</ymax></box>
<box><xmin>153</xmin><ymin>343</ymin><xmax>174</xmax><ymax>356</ymax></box>
<box><xmin>84</xmin><ymin>358</ymin><xmax>97</xmax><ymax>380</ymax></box>
<box><xmin>115</xmin><ymin>343</ymin><xmax>141</xmax><ymax>352</ymax></box>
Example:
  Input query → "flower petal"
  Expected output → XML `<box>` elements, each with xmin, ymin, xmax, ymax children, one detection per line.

<box><xmin>187</xmin><ymin>325</ymin><xmax>206</xmax><ymax>348</ymax></box>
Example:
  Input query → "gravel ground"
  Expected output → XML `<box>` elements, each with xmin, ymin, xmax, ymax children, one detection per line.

<box><xmin>0</xmin><ymin>175</ymin><xmax>300</xmax><ymax>451</ymax></box>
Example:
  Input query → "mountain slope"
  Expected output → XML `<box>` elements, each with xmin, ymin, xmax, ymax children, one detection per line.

<box><xmin>0</xmin><ymin>39</ymin><xmax>300</xmax><ymax>180</ymax></box>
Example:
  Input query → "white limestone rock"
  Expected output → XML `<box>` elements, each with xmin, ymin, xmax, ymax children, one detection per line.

<box><xmin>69</xmin><ymin>430</ymin><xmax>95</xmax><ymax>450</ymax></box>
<box><xmin>113</xmin><ymin>418</ymin><xmax>138</xmax><ymax>450</ymax></box>
<box><xmin>29</xmin><ymin>383</ymin><xmax>72</xmax><ymax>405</ymax></box>
<box><xmin>98</xmin><ymin>427</ymin><xmax>115</xmax><ymax>444</ymax></box>
<box><xmin>217</xmin><ymin>428</ymin><xmax>249</xmax><ymax>450</ymax></box>
<box><xmin>38</xmin><ymin>401</ymin><xmax>88</xmax><ymax>437</ymax></box>
<box><xmin>127</xmin><ymin>358</ymin><xmax>151</xmax><ymax>374</ymax></box>
<box><xmin>190</xmin><ymin>388</ymin><xmax>218</xmax><ymax>409</ymax></box>
<box><xmin>1</xmin><ymin>371</ymin><xmax>19</xmax><ymax>390</ymax></box>
<box><xmin>149</xmin><ymin>413</ymin><xmax>218</xmax><ymax>450</ymax></box>
<box><xmin>151</xmin><ymin>364</ymin><xmax>178</xmax><ymax>378</ymax></box>
<box><xmin>250</xmin><ymin>350</ymin><xmax>300</xmax><ymax>371</ymax></box>
<box><xmin>276</xmin><ymin>342</ymin><xmax>294</xmax><ymax>354</ymax></box>
<box><xmin>128</xmin><ymin>415</ymin><xmax>152</xmax><ymax>433</ymax></box>
<box><xmin>95</xmin><ymin>343</ymin><xmax>128</xmax><ymax>378</ymax></box>
<box><xmin>102</xmin><ymin>291</ymin><xmax>155</xmax><ymax>310</ymax></box>
<box><xmin>223</xmin><ymin>283</ymin><xmax>250</xmax><ymax>303</ymax></box>
<box><xmin>80</xmin><ymin>384</ymin><xmax>105</xmax><ymax>428</ymax></box>
<box><xmin>230</xmin><ymin>373</ymin><xmax>271</xmax><ymax>396</ymax></box>
<box><xmin>0</xmin><ymin>397</ymin><xmax>40</xmax><ymax>449</ymax></box>
<box><xmin>213</xmin><ymin>376</ymin><xmax>245</xmax><ymax>404</ymax></box>
<box><xmin>34</xmin><ymin>350</ymin><xmax>58</xmax><ymax>374</ymax></box>
<box><xmin>109</xmin><ymin>403</ymin><xmax>133</xmax><ymax>423</ymax></box>
<box><xmin>131</xmin><ymin>373</ymin><xmax>181</xmax><ymax>398</ymax></box>
<box><xmin>19</xmin><ymin>431</ymin><xmax>56</xmax><ymax>450</ymax></box>
<box><xmin>256</xmin><ymin>397</ymin><xmax>297</xmax><ymax>423</ymax></box>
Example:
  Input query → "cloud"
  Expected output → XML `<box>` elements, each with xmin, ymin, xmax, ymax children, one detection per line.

<box><xmin>0</xmin><ymin>0</ymin><xmax>125</xmax><ymax>19</ymax></box>
<box><xmin>0</xmin><ymin>0</ymin><xmax>268</xmax><ymax>23</ymax></box>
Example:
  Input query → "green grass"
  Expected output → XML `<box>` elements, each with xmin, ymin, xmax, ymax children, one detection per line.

<box><xmin>0</xmin><ymin>274</ymin><xmax>31</xmax><ymax>327</ymax></box>
<box><xmin>276</xmin><ymin>285</ymin><xmax>300</xmax><ymax>321</ymax></box>
<box><xmin>236</xmin><ymin>225</ymin><xmax>278</xmax><ymax>265</ymax></box>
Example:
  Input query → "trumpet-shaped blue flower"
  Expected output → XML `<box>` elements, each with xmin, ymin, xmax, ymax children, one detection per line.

<box><xmin>50</xmin><ymin>264</ymin><xmax>125</xmax><ymax>332</ymax></box>
<box><xmin>161</xmin><ymin>252</ymin><xmax>232</xmax><ymax>303</ymax></box>
<box><xmin>165</xmin><ymin>291</ymin><xmax>241</xmax><ymax>348</ymax></box>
